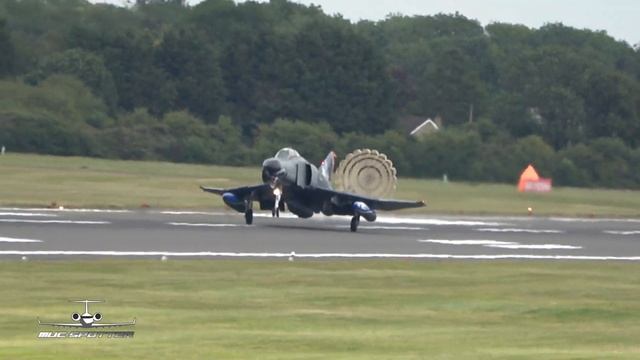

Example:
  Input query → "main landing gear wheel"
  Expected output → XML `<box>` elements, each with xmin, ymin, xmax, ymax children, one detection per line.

<box><xmin>350</xmin><ymin>215</ymin><xmax>360</xmax><ymax>232</ymax></box>
<box><xmin>245</xmin><ymin>209</ymin><xmax>253</xmax><ymax>225</ymax></box>
<box><xmin>272</xmin><ymin>207</ymin><xmax>280</xmax><ymax>218</ymax></box>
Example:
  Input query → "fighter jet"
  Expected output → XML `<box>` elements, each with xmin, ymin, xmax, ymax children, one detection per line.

<box><xmin>38</xmin><ymin>300</ymin><xmax>136</xmax><ymax>328</ymax></box>
<box><xmin>201</xmin><ymin>148</ymin><xmax>425</xmax><ymax>231</ymax></box>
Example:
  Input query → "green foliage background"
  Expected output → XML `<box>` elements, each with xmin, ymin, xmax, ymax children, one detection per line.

<box><xmin>0</xmin><ymin>0</ymin><xmax>639</xmax><ymax>188</ymax></box>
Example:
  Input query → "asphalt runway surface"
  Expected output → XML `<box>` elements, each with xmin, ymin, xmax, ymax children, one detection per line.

<box><xmin>1</xmin><ymin>207</ymin><xmax>640</xmax><ymax>260</ymax></box>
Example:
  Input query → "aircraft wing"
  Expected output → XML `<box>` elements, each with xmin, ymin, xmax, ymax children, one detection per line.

<box><xmin>89</xmin><ymin>320</ymin><xmax>136</xmax><ymax>327</ymax></box>
<box><xmin>200</xmin><ymin>184</ymin><xmax>270</xmax><ymax>199</ymax></box>
<box><xmin>38</xmin><ymin>320</ymin><xmax>83</xmax><ymax>328</ymax></box>
<box><xmin>312</xmin><ymin>187</ymin><xmax>425</xmax><ymax>211</ymax></box>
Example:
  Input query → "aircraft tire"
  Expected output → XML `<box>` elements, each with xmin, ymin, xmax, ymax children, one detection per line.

<box><xmin>272</xmin><ymin>208</ymin><xmax>280</xmax><ymax>218</ymax></box>
<box><xmin>350</xmin><ymin>216</ymin><xmax>360</xmax><ymax>232</ymax></box>
<box><xmin>245</xmin><ymin>209</ymin><xmax>253</xmax><ymax>225</ymax></box>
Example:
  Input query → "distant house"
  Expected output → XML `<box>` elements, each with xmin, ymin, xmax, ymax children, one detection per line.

<box><xmin>409</xmin><ymin>118</ymin><xmax>441</xmax><ymax>140</ymax></box>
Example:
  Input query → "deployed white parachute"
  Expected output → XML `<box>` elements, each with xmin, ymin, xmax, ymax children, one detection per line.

<box><xmin>334</xmin><ymin>149</ymin><xmax>397</xmax><ymax>198</ymax></box>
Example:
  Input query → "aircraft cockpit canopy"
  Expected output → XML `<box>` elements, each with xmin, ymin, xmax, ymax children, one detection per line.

<box><xmin>275</xmin><ymin>148</ymin><xmax>300</xmax><ymax>160</ymax></box>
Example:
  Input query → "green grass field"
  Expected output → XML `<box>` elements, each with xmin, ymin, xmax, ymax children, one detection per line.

<box><xmin>2</xmin><ymin>154</ymin><xmax>639</xmax><ymax>358</ymax></box>
<box><xmin>1</xmin><ymin>260</ymin><xmax>639</xmax><ymax>359</ymax></box>
<box><xmin>1</xmin><ymin>153</ymin><xmax>639</xmax><ymax>217</ymax></box>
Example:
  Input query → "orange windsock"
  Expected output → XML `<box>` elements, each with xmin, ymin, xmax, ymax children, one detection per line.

<box><xmin>518</xmin><ymin>164</ymin><xmax>540</xmax><ymax>192</ymax></box>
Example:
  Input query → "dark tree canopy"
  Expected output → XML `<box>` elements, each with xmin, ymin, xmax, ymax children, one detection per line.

<box><xmin>1</xmin><ymin>0</ymin><xmax>639</xmax><ymax>188</ymax></box>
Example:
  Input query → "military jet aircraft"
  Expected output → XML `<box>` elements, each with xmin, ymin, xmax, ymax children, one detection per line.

<box><xmin>201</xmin><ymin>148</ymin><xmax>425</xmax><ymax>232</ymax></box>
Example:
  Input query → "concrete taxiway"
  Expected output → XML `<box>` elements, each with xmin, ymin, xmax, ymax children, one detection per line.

<box><xmin>0</xmin><ymin>207</ymin><xmax>639</xmax><ymax>260</ymax></box>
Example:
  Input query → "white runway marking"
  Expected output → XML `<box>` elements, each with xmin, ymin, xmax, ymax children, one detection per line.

<box><xmin>476</xmin><ymin>228</ymin><xmax>563</xmax><ymax>234</ymax></box>
<box><xmin>418</xmin><ymin>239</ymin><xmax>580</xmax><ymax>250</ymax></box>
<box><xmin>419</xmin><ymin>239</ymin><xmax>515</xmax><ymax>246</ymax></box>
<box><xmin>375</xmin><ymin>216</ymin><xmax>505</xmax><ymax>226</ymax></box>
<box><xmin>486</xmin><ymin>244</ymin><xmax>582</xmax><ymax>250</ymax></box>
<box><xmin>0</xmin><ymin>207</ymin><xmax>130</xmax><ymax>213</ymax></box>
<box><xmin>0</xmin><ymin>250</ymin><xmax>638</xmax><ymax>261</ymax></box>
<box><xmin>0</xmin><ymin>219</ymin><xmax>110</xmax><ymax>224</ymax></box>
<box><xmin>0</xmin><ymin>212</ymin><xmax>58</xmax><ymax>217</ymax></box>
<box><xmin>604</xmin><ymin>230</ymin><xmax>640</xmax><ymax>235</ymax></box>
<box><xmin>161</xmin><ymin>211</ymin><xmax>225</xmax><ymax>215</ymax></box>
<box><xmin>167</xmin><ymin>222</ymin><xmax>243</xmax><ymax>227</ymax></box>
<box><xmin>341</xmin><ymin>226</ymin><xmax>426</xmax><ymax>230</ymax></box>
<box><xmin>0</xmin><ymin>236</ymin><xmax>43</xmax><ymax>243</ymax></box>
<box><xmin>551</xmin><ymin>217</ymin><xmax>640</xmax><ymax>223</ymax></box>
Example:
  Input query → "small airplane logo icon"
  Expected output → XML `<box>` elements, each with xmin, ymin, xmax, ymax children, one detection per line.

<box><xmin>38</xmin><ymin>300</ymin><xmax>136</xmax><ymax>328</ymax></box>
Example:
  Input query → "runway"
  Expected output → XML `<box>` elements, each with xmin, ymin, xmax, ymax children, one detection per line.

<box><xmin>1</xmin><ymin>207</ymin><xmax>640</xmax><ymax>260</ymax></box>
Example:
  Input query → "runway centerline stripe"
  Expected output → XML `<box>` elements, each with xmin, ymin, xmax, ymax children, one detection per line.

<box><xmin>419</xmin><ymin>239</ymin><xmax>516</xmax><ymax>245</ymax></box>
<box><xmin>0</xmin><ymin>212</ymin><xmax>58</xmax><ymax>217</ymax></box>
<box><xmin>0</xmin><ymin>207</ymin><xmax>130</xmax><ymax>213</ymax></box>
<box><xmin>375</xmin><ymin>217</ymin><xmax>505</xmax><ymax>226</ymax></box>
<box><xmin>167</xmin><ymin>222</ymin><xmax>244</xmax><ymax>227</ymax></box>
<box><xmin>551</xmin><ymin>217</ymin><xmax>640</xmax><ymax>223</ymax></box>
<box><xmin>0</xmin><ymin>219</ymin><xmax>110</xmax><ymax>224</ymax></box>
<box><xmin>476</xmin><ymin>228</ymin><xmax>564</xmax><ymax>234</ymax></box>
<box><xmin>419</xmin><ymin>239</ymin><xmax>579</xmax><ymax>250</ymax></box>
<box><xmin>0</xmin><ymin>250</ymin><xmax>639</xmax><ymax>261</ymax></box>
<box><xmin>485</xmin><ymin>244</ymin><xmax>581</xmax><ymax>250</ymax></box>
<box><xmin>604</xmin><ymin>230</ymin><xmax>640</xmax><ymax>235</ymax></box>
<box><xmin>0</xmin><ymin>237</ymin><xmax>43</xmax><ymax>243</ymax></box>
<box><xmin>337</xmin><ymin>225</ymin><xmax>426</xmax><ymax>230</ymax></box>
<box><xmin>161</xmin><ymin>211</ymin><xmax>225</xmax><ymax>215</ymax></box>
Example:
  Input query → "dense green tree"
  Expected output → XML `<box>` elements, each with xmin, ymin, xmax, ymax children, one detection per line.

<box><xmin>0</xmin><ymin>75</ymin><xmax>107</xmax><ymax>155</ymax></box>
<box><xmin>1</xmin><ymin>0</ymin><xmax>639</xmax><ymax>189</ymax></box>
<box><xmin>26</xmin><ymin>49</ymin><xmax>118</xmax><ymax>110</ymax></box>
<box><xmin>0</xmin><ymin>18</ymin><xmax>15</xmax><ymax>77</ymax></box>
<box><xmin>69</xmin><ymin>27</ymin><xmax>176</xmax><ymax>115</ymax></box>
<box><xmin>156</xmin><ymin>27</ymin><xmax>226</xmax><ymax>122</ymax></box>
<box><xmin>289</xmin><ymin>17</ymin><xmax>395</xmax><ymax>133</ymax></box>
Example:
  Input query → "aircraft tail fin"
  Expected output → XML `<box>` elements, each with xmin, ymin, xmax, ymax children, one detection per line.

<box><xmin>320</xmin><ymin>151</ymin><xmax>336</xmax><ymax>182</ymax></box>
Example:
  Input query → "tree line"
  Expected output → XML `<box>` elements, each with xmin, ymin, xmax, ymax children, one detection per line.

<box><xmin>0</xmin><ymin>0</ymin><xmax>639</xmax><ymax>188</ymax></box>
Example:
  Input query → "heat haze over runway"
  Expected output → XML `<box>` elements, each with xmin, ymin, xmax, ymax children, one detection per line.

<box><xmin>1</xmin><ymin>207</ymin><xmax>639</xmax><ymax>260</ymax></box>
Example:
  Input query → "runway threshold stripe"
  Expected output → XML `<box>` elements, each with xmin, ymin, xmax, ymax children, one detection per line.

<box><xmin>0</xmin><ymin>219</ymin><xmax>110</xmax><ymax>224</ymax></box>
<box><xmin>1</xmin><ymin>251</ymin><xmax>638</xmax><ymax>261</ymax></box>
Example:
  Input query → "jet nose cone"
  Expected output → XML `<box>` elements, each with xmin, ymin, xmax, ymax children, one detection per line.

<box><xmin>262</xmin><ymin>158</ymin><xmax>282</xmax><ymax>171</ymax></box>
<box><xmin>262</xmin><ymin>158</ymin><xmax>284</xmax><ymax>183</ymax></box>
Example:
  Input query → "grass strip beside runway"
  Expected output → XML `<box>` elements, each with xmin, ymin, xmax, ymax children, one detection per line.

<box><xmin>1</xmin><ymin>153</ymin><xmax>640</xmax><ymax>216</ymax></box>
<box><xmin>1</xmin><ymin>260</ymin><xmax>639</xmax><ymax>359</ymax></box>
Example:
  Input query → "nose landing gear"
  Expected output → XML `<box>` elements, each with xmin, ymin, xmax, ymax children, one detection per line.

<box><xmin>350</xmin><ymin>215</ymin><xmax>360</xmax><ymax>232</ymax></box>
<box><xmin>244</xmin><ymin>199</ymin><xmax>253</xmax><ymax>225</ymax></box>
